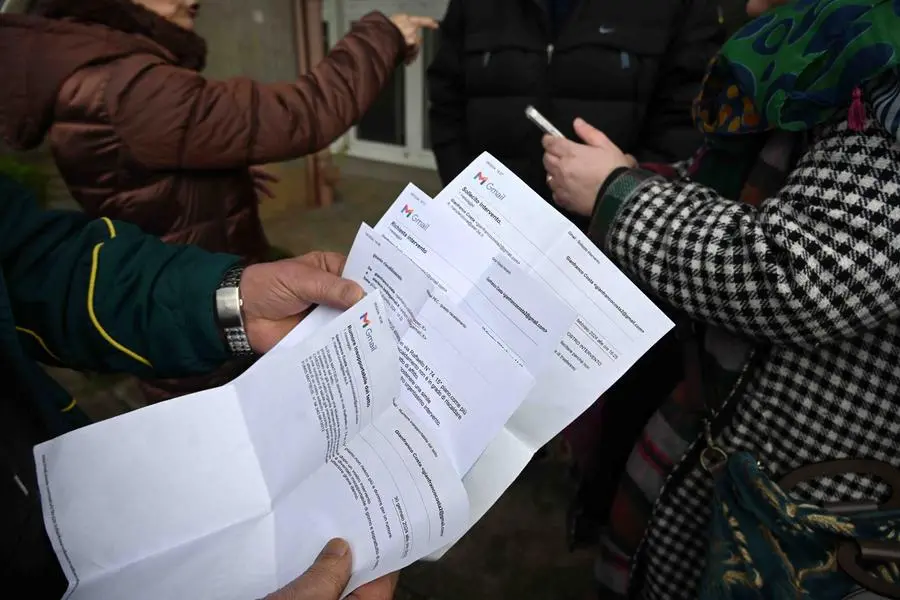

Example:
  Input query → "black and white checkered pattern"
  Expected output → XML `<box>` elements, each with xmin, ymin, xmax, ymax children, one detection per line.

<box><xmin>607</xmin><ymin>117</ymin><xmax>900</xmax><ymax>599</ymax></box>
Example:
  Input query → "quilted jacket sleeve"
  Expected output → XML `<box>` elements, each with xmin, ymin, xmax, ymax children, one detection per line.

<box><xmin>0</xmin><ymin>175</ymin><xmax>238</xmax><ymax>376</ymax></box>
<box><xmin>106</xmin><ymin>12</ymin><xmax>405</xmax><ymax>169</ymax></box>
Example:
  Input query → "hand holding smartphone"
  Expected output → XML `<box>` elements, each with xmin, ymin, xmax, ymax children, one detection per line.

<box><xmin>525</xmin><ymin>105</ymin><xmax>565</xmax><ymax>138</ymax></box>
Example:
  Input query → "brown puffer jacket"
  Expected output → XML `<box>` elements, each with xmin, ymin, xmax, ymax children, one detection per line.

<box><xmin>0</xmin><ymin>0</ymin><xmax>407</xmax><ymax>261</ymax></box>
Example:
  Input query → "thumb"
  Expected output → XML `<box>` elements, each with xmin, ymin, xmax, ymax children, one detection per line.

<box><xmin>573</xmin><ymin>118</ymin><xmax>609</xmax><ymax>147</ymax></box>
<box><xmin>298</xmin><ymin>263</ymin><xmax>365</xmax><ymax>310</ymax></box>
<box><xmin>271</xmin><ymin>539</ymin><xmax>352</xmax><ymax>600</ymax></box>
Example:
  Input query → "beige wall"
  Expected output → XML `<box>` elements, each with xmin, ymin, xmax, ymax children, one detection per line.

<box><xmin>195</xmin><ymin>1</ymin><xmax>312</xmax><ymax>216</ymax></box>
<box><xmin>195</xmin><ymin>1</ymin><xmax>299</xmax><ymax>83</ymax></box>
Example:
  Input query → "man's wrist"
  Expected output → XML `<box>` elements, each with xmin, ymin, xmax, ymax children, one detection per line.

<box><xmin>215</xmin><ymin>265</ymin><xmax>256</xmax><ymax>357</ymax></box>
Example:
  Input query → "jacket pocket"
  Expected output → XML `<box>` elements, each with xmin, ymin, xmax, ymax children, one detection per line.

<box><xmin>556</xmin><ymin>23</ymin><xmax>670</xmax><ymax>132</ymax></box>
<box><xmin>462</xmin><ymin>32</ymin><xmax>545</xmax><ymax>95</ymax></box>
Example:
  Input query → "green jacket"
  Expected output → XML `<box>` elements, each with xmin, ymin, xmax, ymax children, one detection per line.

<box><xmin>0</xmin><ymin>174</ymin><xmax>239</xmax><ymax>435</ymax></box>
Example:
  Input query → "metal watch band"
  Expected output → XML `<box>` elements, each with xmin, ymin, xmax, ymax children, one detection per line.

<box><xmin>215</xmin><ymin>265</ymin><xmax>255</xmax><ymax>357</ymax></box>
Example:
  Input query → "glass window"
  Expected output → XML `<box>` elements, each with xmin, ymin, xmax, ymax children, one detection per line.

<box><xmin>354</xmin><ymin>19</ymin><xmax>406</xmax><ymax>147</ymax></box>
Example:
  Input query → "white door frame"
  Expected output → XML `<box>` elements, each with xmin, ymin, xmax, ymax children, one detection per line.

<box><xmin>323</xmin><ymin>0</ymin><xmax>437</xmax><ymax>170</ymax></box>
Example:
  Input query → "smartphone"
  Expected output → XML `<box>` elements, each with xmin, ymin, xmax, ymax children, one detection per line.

<box><xmin>525</xmin><ymin>105</ymin><xmax>565</xmax><ymax>138</ymax></box>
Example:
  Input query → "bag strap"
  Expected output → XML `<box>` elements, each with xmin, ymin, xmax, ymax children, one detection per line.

<box><xmin>779</xmin><ymin>460</ymin><xmax>900</xmax><ymax>598</ymax></box>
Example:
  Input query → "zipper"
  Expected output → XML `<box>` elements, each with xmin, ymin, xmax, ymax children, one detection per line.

<box><xmin>13</xmin><ymin>473</ymin><xmax>28</xmax><ymax>496</ymax></box>
<box><xmin>626</xmin><ymin>350</ymin><xmax>761</xmax><ymax>598</ymax></box>
<box><xmin>628</xmin><ymin>52</ymin><xmax>641</xmax><ymax>140</ymax></box>
<box><xmin>539</xmin><ymin>42</ymin><xmax>555</xmax><ymax>139</ymax></box>
<box><xmin>1</xmin><ymin>439</ymin><xmax>32</xmax><ymax>498</ymax></box>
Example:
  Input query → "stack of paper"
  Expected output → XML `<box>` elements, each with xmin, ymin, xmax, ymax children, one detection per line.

<box><xmin>35</xmin><ymin>153</ymin><xmax>673</xmax><ymax>600</ymax></box>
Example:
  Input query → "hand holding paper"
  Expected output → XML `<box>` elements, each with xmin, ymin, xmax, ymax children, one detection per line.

<box><xmin>241</xmin><ymin>251</ymin><xmax>364</xmax><ymax>352</ymax></box>
<box><xmin>264</xmin><ymin>539</ymin><xmax>397</xmax><ymax>600</ymax></box>
<box><xmin>36</xmin><ymin>293</ymin><xmax>471</xmax><ymax>600</ymax></box>
<box><xmin>34</xmin><ymin>153</ymin><xmax>674</xmax><ymax>599</ymax></box>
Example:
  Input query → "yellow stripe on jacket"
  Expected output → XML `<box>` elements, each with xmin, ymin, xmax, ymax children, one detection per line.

<box><xmin>87</xmin><ymin>217</ymin><xmax>152</xmax><ymax>367</ymax></box>
<box><xmin>15</xmin><ymin>326</ymin><xmax>61</xmax><ymax>362</ymax></box>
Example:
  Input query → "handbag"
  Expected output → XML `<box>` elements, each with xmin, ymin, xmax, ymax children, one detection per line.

<box><xmin>698</xmin><ymin>451</ymin><xmax>900</xmax><ymax>599</ymax></box>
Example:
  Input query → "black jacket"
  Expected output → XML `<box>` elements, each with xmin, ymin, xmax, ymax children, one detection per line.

<box><xmin>428</xmin><ymin>0</ymin><xmax>726</xmax><ymax>211</ymax></box>
<box><xmin>0</xmin><ymin>381</ymin><xmax>68</xmax><ymax>598</ymax></box>
<box><xmin>0</xmin><ymin>173</ymin><xmax>238</xmax><ymax>591</ymax></box>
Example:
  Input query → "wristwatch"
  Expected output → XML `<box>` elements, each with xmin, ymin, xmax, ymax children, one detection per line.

<box><xmin>215</xmin><ymin>265</ymin><xmax>255</xmax><ymax>357</ymax></box>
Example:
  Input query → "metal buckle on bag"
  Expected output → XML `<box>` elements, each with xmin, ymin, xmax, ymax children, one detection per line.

<box><xmin>779</xmin><ymin>460</ymin><xmax>900</xmax><ymax>599</ymax></box>
<box><xmin>699</xmin><ymin>418</ymin><xmax>728</xmax><ymax>475</ymax></box>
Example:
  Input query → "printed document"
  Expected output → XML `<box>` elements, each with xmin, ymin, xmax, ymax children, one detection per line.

<box><xmin>372</xmin><ymin>155</ymin><xmax>674</xmax><ymax>539</ymax></box>
<box><xmin>286</xmin><ymin>224</ymin><xmax>540</xmax><ymax>475</ymax></box>
<box><xmin>35</xmin><ymin>152</ymin><xmax>674</xmax><ymax>598</ymax></box>
<box><xmin>35</xmin><ymin>293</ymin><xmax>474</xmax><ymax>600</ymax></box>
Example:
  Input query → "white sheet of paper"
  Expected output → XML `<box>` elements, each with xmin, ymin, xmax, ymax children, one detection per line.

<box><xmin>37</xmin><ymin>152</ymin><xmax>676</xmax><ymax>597</ymax></box>
<box><xmin>372</xmin><ymin>161</ymin><xmax>674</xmax><ymax>548</ymax></box>
<box><xmin>280</xmin><ymin>224</ymin><xmax>540</xmax><ymax>476</ymax></box>
<box><xmin>35</xmin><ymin>293</ymin><xmax>469</xmax><ymax>600</ymax></box>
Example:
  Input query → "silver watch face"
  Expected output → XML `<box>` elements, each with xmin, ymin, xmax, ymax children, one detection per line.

<box><xmin>215</xmin><ymin>286</ymin><xmax>244</xmax><ymax>330</ymax></box>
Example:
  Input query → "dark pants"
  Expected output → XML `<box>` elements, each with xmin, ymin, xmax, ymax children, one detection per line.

<box><xmin>1</xmin><ymin>386</ymin><xmax>68</xmax><ymax>599</ymax></box>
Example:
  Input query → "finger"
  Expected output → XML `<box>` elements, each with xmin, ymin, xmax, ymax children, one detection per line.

<box><xmin>548</xmin><ymin>177</ymin><xmax>561</xmax><ymax>197</ymax></box>
<box><xmin>542</xmin><ymin>136</ymin><xmax>573</xmax><ymax>158</ymax></box>
<box><xmin>256</xmin><ymin>170</ymin><xmax>280</xmax><ymax>183</ymax></box>
<box><xmin>542</xmin><ymin>153</ymin><xmax>561</xmax><ymax>175</ymax></box>
<box><xmin>573</xmin><ymin>118</ymin><xmax>610</xmax><ymax>147</ymax></box>
<box><xmin>384</xmin><ymin>572</ymin><xmax>399</xmax><ymax>593</ymax></box>
<box><xmin>255</xmin><ymin>182</ymin><xmax>276</xmax><ymax>199</ymax></box>
<box><xmin>273</xmin><ymin>539</ymin><xmax>351</xmax><ymax>600</ymax></box>
<box><xmin>321</xmin><ymin>252</ymin><xmax>349</xmax><ymax>277</ymax></box>
<box><xmin>404</xmin><ymin>30</ymin><xmax>422</xmax><ymax>48</ymax></box>
<box><xmin>552</xmin><ymin>191</ymin><xmax>571</xmax><ymax>210</ymax></box>
<box><xmin>297</xmin><ymin>264</ymin><xmax>365</xmax><ymax>309</ymax></box>
<box><xmin>347</xmin><ymin>572</ymin><xmax>399</xmax><ymax>600</ymax></box>
<box><xmin>408</xmin><ymin>16</ymin><xmax>439</xmax><ymax>29</ymax></box>
<box><xmin>297</xmin><ymin>251</ymin><xmax>348</xmax><ymax>276</ymax></box>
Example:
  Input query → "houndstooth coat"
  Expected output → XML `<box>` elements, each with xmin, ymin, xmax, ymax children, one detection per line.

<box><xmin>589</xmin><ymin>114</ymin><xmax>900</xmax><ymax>599</ymax></box>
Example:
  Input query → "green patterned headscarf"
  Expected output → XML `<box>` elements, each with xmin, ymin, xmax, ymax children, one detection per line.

<box><xmin>694</xmin><ymin>0</ymin><xmax>900</xmax><ymax>136</ymax></box>
<box><xmin>680</xmin><ymin>0</ymin><xmax>900</xmax><ymax>200</ymax></box>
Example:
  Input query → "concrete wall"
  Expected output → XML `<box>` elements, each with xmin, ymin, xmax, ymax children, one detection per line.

<box><xmin>195</xmin><ymin>1</ymin><xmax>299</xmax><ymax>83</ymax></box>
<box><xmin>194</xmin><ymin>1</ymin><xmax>313</xmax><ymax>215</ymax></box>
